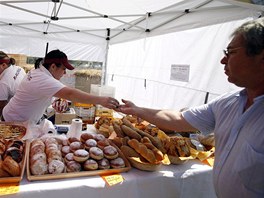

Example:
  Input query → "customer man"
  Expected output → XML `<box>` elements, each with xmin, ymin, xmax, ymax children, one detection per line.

<box><xmin>2</xmin><ymin>49</ymin><xmax>119</xmax><ymax>124</ymax></box>
<box><xmin>0</xmin><ymin>52</ymin><xmax>26</xmax><ymax>117</ymax></box>
<box><xmin>117</xmin><ymin>18</ymin><xmax>264</xmax><ymax>197</ymax></box>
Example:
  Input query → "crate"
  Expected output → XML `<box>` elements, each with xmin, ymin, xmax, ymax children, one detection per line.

<box><xmin>55</xmin><ymin>108</ymin><xmax>76</xmax><ymax>124</ymax></box>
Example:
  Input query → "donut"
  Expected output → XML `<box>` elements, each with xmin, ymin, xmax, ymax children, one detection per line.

<box><xmin>89</xmin><ymin>147</ymin><xmax>104</xmax><ymax>160</ymax></box>
<box><xmin>61</xmin><ymin>145</ymin><xmax>71</xmax><ymax>157</ymax></box>
<box><xmin>66</xmin><ymin>160</ymin><xmax>82</xmax><ymax>173</ymax></box>
<box><xmin>73</xmin><ymin>149</ymin><xmax>89</xmax><ymax>163</ymax></box>
<box><xmin>69</xmin><ymin>141</ymin><xmax>84</xmax><ymax>152</ymax></box>
<box><xmin>80</xmin><ymin>133</ymin><xmax>94</xmax><ymax>143</ymax></box>
<box><xmin>94</xmin><ymin>134</ymin><xmax>106</xmax><ymax>142</ymax></box>
<box><xmin>48</xmin><ymin>159</ymin><xmax>65</xmax><ymax>174</ymax></box>
<box><xmin>110</xmin><ymin>157</ymin><xmax>125</xmax><ymax>169</ymax></box>
<box><xmin>97</xmin><ymin>139</ymin><xmax>110</xmax><ymax>150</ymax></box>
<box><xmin>83</xmin><ymin>159</ymin><xmax>98</xmax><ymax>171</ymax></box>
<box><xmin>103</xmin><ymin>145</ymin><xmax>118</xmax><ymax>160</ymax></box>
<box><xmin>64</xmin><ymin>152</ymin><xmax>74</xmax><ymax>163</ymax></box>
<box><xmin>84</xmin><ymin>139</ymin><xmax>97</xmax><ymax>150</ymax></box>
<box><xmin>98</xmin><ymin>158</ymin><xmax>110</xmax><ymax>170</ymax></box>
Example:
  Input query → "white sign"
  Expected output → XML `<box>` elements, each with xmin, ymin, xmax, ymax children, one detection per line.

<box><xmin>170</xmin><ymin>64</ymin><xmax>190</xmax><ymax>82</ymax></box>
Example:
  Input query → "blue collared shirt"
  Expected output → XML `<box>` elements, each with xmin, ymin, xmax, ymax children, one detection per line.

<box><xmin>183</xmin><ymin>89</ymin><xmax>264</xmax><ymax>198</ymax></box>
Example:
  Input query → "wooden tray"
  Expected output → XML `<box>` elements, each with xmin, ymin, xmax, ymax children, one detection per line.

<box><xmin>0</xmin><ymin>141</ymin><xmax>28</xmax><ymax>184</ymax></box>
<box><xmin>26</xmin><ymin>141</ymin><xmax>131</xmax><ymax>181</ymax></box>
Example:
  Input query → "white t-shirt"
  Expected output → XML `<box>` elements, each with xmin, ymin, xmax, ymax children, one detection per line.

<box><xmin>0</xmin><ymin>65</ymin><xmax>26</xmax><ymax>101</ymax></box>
<box><xmin>3</xmin><ymin>65</ymin><xmax>65</xmax><ymax>123</ymax></box>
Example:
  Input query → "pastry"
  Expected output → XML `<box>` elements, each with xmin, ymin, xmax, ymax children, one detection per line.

<box><xmin>110</xmin><ymin>157</ymin><xmax>125</xmax><ymax>169</ymax></box>
<box><xmin>69</xmin><ymin>141</ymin><xmax>84</xmax><ymax>152</ymax></box>
<box><xmin>61</xmin><ymin>145</ymin><xmax>71</xmax><ymax>157</ymax></box>
<box><xmin>73</xmin><ymin>149</ymin><xmax>89</xmax><ymax>163</ymax></box>
<box><xmin>94</xmin><ymin>134</ymin><xmax>106</xmax><ymax>142</ymax></box>
<box><xmin>5</xmin><ymin>147</ymin><xmax>23</xmax><ymax>163</ymax></box>
<box><xmin>3</xmin><ymin>156</ymin><xmax>21</xmax><ymax>176</ymax></box>
<box><xmin>30</xmin><ymin>159</ymin><xmax>48</xmax><ymax>175</ymax></box>
<box><xmin>89</xmin><ymin>147</ymin><xmax>104</xmax><ymax>160</ymax></box>
<box><xmin>97</xmin><ymin>139</ymin><xmax>110</xmax><ymax>150</ymax></box>
<box><xmin>83</xmin><ymin>159</ymin><xmax>98</xmax><ymax>171</ymax></box>
<box><xmin>98</xmin><ymin>158</ymin><xmax>110</xmax><ymax>170</ymax></box>
<box><xmin>103</xmin><ymin>145</ymin><xmax>118</xmax><ymax>160</ymax></box>
<box><xmin>64</xmin><ymin>152</ymin><xmax>74</xmax><ymax>163</ymax></box>
<box><xmin>84</xmin><ymin>139</ymin><xmax>97</xmax><ymax>150</ymax></box>
<box><xmin>48</xmin><ymin>159</ymin><xmax>65</xmax><ymax>174</ymax></box>
<box><xmin>66</xmin><ymin>160</ymin><xmax>82</xmax><ymax>172</ymax></box>
<box><xmin>80</xmin><ymin>133</ymin><xmax>94</xmax><ymax>143</ymax></box>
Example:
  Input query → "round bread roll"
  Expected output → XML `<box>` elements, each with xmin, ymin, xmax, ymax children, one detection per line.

<box><xmin>98</xmin><ymin>158</ymin><xmax>110</xmax><ymax>170</ymax></box>
<box><xmin>89</xmin><ymin>147</ymin><xmax>104</xmax><ymax>160</ymax></box>
<box><xmin>80</xmin><ymin>133</ymin><xmax>94</xmax><ymax>143</ymax></box>
<box><xmin>30</xmin><ymin>152</ymin><xmax>47</xmax><ymax>164</ymax></box>
<box><xmin>84</xmin><ymin>139</ymin><xmax>97</xmax><ymax>150</ymax></box>
<box><xmin>66</xmin><ymin>160</ymin><xmax>82</xmax><ymax>173</ymax></box>
<box><xmin>83</xmin><ymin>159</ymin><xmax>98</xmax><ymax>171</ymax></box>
<box><xmin>30</xmin><ymin>144</ymin><xmax>45</xmax><ymax>157</ymax></box>
<box><xmin>94</xmin><ymin>134</ymin><xmax>106</xmax><ymax>142</ymax></box>
<box><xmin>30</xmin><ymin>159</ymin><xmax>48</xmax><ymax>175</ymax></box>
<box><xmin>110</xmin><ymin>157</ymin><xmax>125</xmax><ymax>169</ymax></box>
<box><xmin>70</xmin><ymin>141</ymin><xmax>84</xmax><ymax>152</ymax></box>
<box><xmin>3</xmin><ymin>156</ymin><xmax>21</xmax><ymax>176</ymax></box>
<box><xmin>48</xmin><ymin>159</ymin><xmax>65</xmax><ymax>174</ymax></box>
<box><xmin>64</xmin><ymin>152</ymin><xmax>74</xmax><ymax>163</ymax></box>
<box><xmin>103</xmin><ymin>145</ymin><xmax>118</xmax><ymax>160</ymax></box>
<box><xmin>73</xmin><ymin>149</ymin><xmax>89</xmax><ymax>163</ymax></box>
<box><xmin>61</xmin><ymin>145</ymin><xmax>71</xmax><ymax>157</ymax></box>
<box><xmin>97</xmin><ymin>139</ymin><xmax>110</xmax><ymax>150</ymax></box>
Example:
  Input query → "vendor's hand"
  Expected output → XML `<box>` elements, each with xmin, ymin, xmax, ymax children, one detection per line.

<box><xmin>52</xmin><ymin>98</ymin><xmax>69</xmax><ymax>113</ymax></box>
<box><xmin>100</xmin><ymin>97</ymin><xmax>120</xmax><ymax>110</ymax></box>
<box><xmin>117</xmin><ymin>99</ymin><xmax>137</xmax><ymax>115</ymax></box>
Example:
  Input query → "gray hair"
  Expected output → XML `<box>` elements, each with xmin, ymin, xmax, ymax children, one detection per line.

<box><xmin>232</xmin><ymin>17</ymin><xmax>264</xmax><ymax>56</ymax></box>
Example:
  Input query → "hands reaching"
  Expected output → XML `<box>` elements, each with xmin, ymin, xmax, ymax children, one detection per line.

<box><xmin>116</xmin><ymin>99</ymin><xmax>137</xmax><ymax>115</ymax></box>
<box><xmin>52</xmin><ymin>98</ymin><xmax>69</xmax><ymax>113</ymax></box>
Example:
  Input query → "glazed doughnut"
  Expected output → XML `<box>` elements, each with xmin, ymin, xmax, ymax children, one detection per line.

<box><xmin>110</xmin><ymin>157</ymin><xmax>125</xmax><ymax>169</ymax></box>
<box><xmin>89</xmin><ymin>147</ymin><xmax>104</xmax><ymax>160</ymax></box>
<box><xmin>98</xmin><ymin>158</ymin><xmax>110</xmax><ymax>170</ymax></box>
<box><xmin>97</xmin><ymin>139</ymin><xmax>110</xmax><ymax>150</ymax></box>
<box><xmin>80</xmin><ymin>133</ymin><xmax>94</xmax><ymax>143</ymax></box>
<box><xmin>66</xmin><ymin>160</ymin><xmax>82</xmax><ymax>172</ymax></box>
<box><xmin>103</xmin><ymin>145</ymin><xmax>118</xmax><ymax>160</ymax></box>
<box><xmin>84</xmin><ymin>139</ymin><xmax>97</xmax><ymax>150</ymax></box>
<box><xmin>83</xmin><ymin>159</ymin><xmax>98</xmax><ymax>171</ymax></box>
<box><xmin>73</xmin><ymin>149</ymin><xmax>89</xmax><ymax>163</ymax></box>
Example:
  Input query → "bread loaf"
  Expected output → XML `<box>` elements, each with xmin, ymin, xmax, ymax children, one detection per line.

<box><xmin>113</xmin><ymin>122</ymin><xmax>125</xmax><ymax>137</ymax></box>
<box><xmin>121</xmin><ymin>125</ymin><xmax>141</xmax><ymax>141</ymax></box>
<box><xmin>128</xmin><ymin>139</ymin><xmax>156</xmax><ymax>163</ymax></box>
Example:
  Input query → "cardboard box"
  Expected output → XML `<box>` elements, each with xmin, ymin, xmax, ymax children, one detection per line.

<box><xmin>55</xmin><ymin>108</ymin><xmax>76</xmax><ymax>124</ymax></box>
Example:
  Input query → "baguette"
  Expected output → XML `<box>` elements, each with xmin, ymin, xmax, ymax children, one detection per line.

<box><xmin>120</xmin><ymin>145</ymin><xmax>140</xmax><ymax>158</ymax></box>
<box><xmin>121</xmin><ymin>125</ymin><xmax>141</xmax><ymax>141</ymax></box>
<box><xmin>128</xmin><ymin>139</ymin><xmax>156</xmax><ymax>163</ymax></box>
<box><xmin>113</xmin><ymin>122</ymin><xmax>125</xmax><ymax>138</ymax></box>
<box><xmin>122</xmin><ymin>117</ymin><xmax>134</xmax><ymax>128</ymax></box>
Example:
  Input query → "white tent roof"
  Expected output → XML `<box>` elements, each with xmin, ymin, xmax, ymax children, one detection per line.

<box><xmin>0</xmin><ymin>0</ymin><xmax>263</xmax><ymax>60</ymax></box>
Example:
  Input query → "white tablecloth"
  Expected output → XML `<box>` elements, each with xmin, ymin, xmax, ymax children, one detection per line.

<box><xmin>6</xmin><ymin>160</ymin><xmax>216</xmax><ymax>198</ymax></box>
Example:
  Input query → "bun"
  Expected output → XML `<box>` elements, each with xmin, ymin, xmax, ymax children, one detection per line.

<box><xmin>66</xmin><ymin>161</ymin><xmax>82</xmax><ymax>172</ymax></box>
<box><xmin>89</xmin><ymin>147</ymin><xmax>104</xmax><ymax>160</ymax></box>
<box><xmin>48</xmin><ymin>159</ymin><xmax>65</xmax><ymax>174</ymax></box>
<box><xmin>84</xmin><ymin>139</ymin><xmax>97</xmax><ymax>150</ymax></box>
<box><xmin>80</xmin><ymin>133</ymin><xmax>94</xmax><ymax>143</ymax></box>
<box><xmin>30</xmin><ymin>159</ymin><xmax>48</xmax><ymax>175</ymax></box>
<box><xmin>70</xmin><ymin>141</ymin><xmax>84</xmax><ymax>152</ymax></box>
<box><xmin>73</xmin><ymin>149</ymin><xmax>89</xmax><ymax>163</ymax></box>
<box><xmin>103</xmin><ymin>145</ymin><xmax>118</xmax><ymax>160</ymax></box>
<box><xmin>110</xmin><ymin>157</ymin><xmax>125</xmax><ymax>169</ymax></box>
<box><xmin>97</xmin><ymin>139</ymin><xmax>110</xmax><ymax>150</ymax></box>
<box><xmin>3</xmin><ymin>156</ymin><xmax>21</xmax><ymax>176</ymax></box>
<box><xmin>64</xmin><ymin>153</ymin><xmax>74</xmax><ymax>163</ymax></box>
<box><xmin>83</xmin><ymin>159</ymin><xmax>98</xmax><ymax>171</ymax></box>
<box><xmin>98</xmin><ymin>158</ymin><xmax>110</xmax><ymax>170</ymax></box>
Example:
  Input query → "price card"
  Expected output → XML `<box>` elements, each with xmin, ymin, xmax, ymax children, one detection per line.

<box><xmin>101</xmin><ymin>174</ymin><xmax>124</xmax><ymax>186</ymax></box>
<box><xmin>0</xmin><ymin>183</ymin><xmax>20</xmax><ymax>195</ymax></box>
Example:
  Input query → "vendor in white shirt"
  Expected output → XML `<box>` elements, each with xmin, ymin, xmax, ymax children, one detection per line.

<box><xmin>0</xmin><ymin>51</ymin><xmax>26</xmax><ymax>117</ymax></box>
<box><xmin>2</xmin><ymin>49</ymin><xmax>119</xmax><ymax>124</ymax></box>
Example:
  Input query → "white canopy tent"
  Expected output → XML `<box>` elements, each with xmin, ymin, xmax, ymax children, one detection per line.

<box><xmin>0</xmin><ymin>0</ymin><xmax>263</xmax><ymax>109</ymax></box>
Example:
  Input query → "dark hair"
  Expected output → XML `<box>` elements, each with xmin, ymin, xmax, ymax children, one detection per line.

<box><xmin>34</xmin><ymin>49</ymin><xmax>68</xmax><ymax>69</ymax></box>
<box><xmin>0</xmin><ymin>51</ymin><xmax>11</xmax><ymax>66</ymax></box>
<box><xmin>232</xmin><ymin>18</ymin><xmax>264</xmax><ymax>56</ymax></box>
<box><xmin>10</xmin><ymin>57</ymin><xmax>16</xmax><ymax>65</ymax></box>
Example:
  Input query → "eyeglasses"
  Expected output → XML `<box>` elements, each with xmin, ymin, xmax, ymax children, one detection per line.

<box><xmin>223</xmin><ymin>46</ymin><xmax>243</xmax><ymax>57</ymax></box>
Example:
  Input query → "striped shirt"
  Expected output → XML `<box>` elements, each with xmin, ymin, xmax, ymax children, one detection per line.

<box><xmin>183</xmin><ymin>89</ymin><xmax>264</xmax><ymax>198</ymax></box>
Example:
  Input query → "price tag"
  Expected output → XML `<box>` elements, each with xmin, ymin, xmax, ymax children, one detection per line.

<box><xmin>101</xmin><ymin>174</ymin><xmax>124</xmax><ymax>186</ymax></box>
<box><xmin>0</xmin><ymin>183</ymin><xmax>20</xmax><ymax>195</ymax></box>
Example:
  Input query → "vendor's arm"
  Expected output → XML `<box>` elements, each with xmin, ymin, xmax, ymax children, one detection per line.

<box><xmin>0</xmin><ymin>100</ymin><xmax>7</xmax><ymax>117</ymax></box>
<box><xmin>118</xmin><ymin>99</ymin><xmax>197</xmax><ymax>132</ymax></box>
<box><xmin>54</xmin><ymin>87</ymin><xmax>119</xmax><ymax>110</ymax></box>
